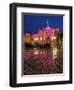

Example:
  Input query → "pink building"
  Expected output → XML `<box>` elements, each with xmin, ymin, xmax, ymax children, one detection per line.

<box><xmin>32</xmin><ymin>26</ymin><xmax>59</xmax><ymax>44</ymax></box>
<box><xmin>42</xmin><ymin>27</ymin><xmax>59</xmax><ymax>41</ymax></box>
<box><xmin>24</xmin><ymin>20</ymin><xmax>60</xmax><ymax>44</ymax></box>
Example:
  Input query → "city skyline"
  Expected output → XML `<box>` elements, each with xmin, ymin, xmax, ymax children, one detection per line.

<box><xmin>23</xmin><ymin>14</ymin><xmax>63</xmax><ymax>34</ymax></box>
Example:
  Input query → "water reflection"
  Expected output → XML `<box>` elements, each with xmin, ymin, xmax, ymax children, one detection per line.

<box><xmin>23</xmin><ymin>48</ymin><xmax>63</xmax><ymax>75</ymax></box>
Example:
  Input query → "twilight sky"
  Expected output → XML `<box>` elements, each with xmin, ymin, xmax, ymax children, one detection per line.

<box><xmin>23</xmin><ymin>14</ymin><xmax>63</xmax><ymax>34</ymax></box>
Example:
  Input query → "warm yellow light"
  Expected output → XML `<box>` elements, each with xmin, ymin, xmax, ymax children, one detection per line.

<box><xmin>52</xmin><ymin>47</ymin><xmax>58</xmax><ymax>59</ymax></box>
<box><xmin>40</xmin><ymin>37</ymin><xmax>42</xmax><ymax>40</ymax></box>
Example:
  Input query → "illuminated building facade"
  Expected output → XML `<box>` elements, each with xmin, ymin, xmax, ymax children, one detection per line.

<box><xmin>24</xmin><ymin>20</ymin><xmax>60</xmax><ymax>44</ymax></box>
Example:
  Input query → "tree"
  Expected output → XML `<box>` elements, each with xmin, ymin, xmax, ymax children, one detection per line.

<box><xmin>56</xmin><ymin>31</ymin><xmax>63</xmax><ymax>49</ymax></box>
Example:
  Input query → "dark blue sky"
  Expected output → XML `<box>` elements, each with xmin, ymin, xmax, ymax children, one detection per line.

<box><xmin>23</xmin><ymin>14</ymin><xmax>63</xmax><ymax>33</ymax></box>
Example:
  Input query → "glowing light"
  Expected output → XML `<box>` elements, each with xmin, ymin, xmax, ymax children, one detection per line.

<box><xmin>46</xmin><ymin>26</ymin><xmax>50</xmax><ymax>30</ymax></box>
<box><xmin>34</xmin><ymin>37</ymin><xmax>38</xmax><ymax>41</ymax></box>
<box><xmin>51</xmin><ymin>36</ymin><xmax>56</xmax><ymax>40</ymax></box>
<box><xmin>52</xmin><ymin>47</ymin><xmax>58</xmax><ymax>59</ymax></box>
<box><xmin>34</xmin><ymin>50</ymin><xmax>39</xmax><ymax>55</ymax></box>
<box><xmin>40</xmin><ymin>37</ymin><xmax>42</xmax><ymax>40</ymax></box>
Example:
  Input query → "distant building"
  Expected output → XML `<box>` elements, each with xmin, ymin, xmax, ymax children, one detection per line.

<box><xmin>24</xmin><ymin>20</ymin><xmax>60</xmax><ymax>44</ymax></box>
<box><xmin>32</xmin><ymin>27</ymin><xmax>59</xmax><ymax>44</ymax></box>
